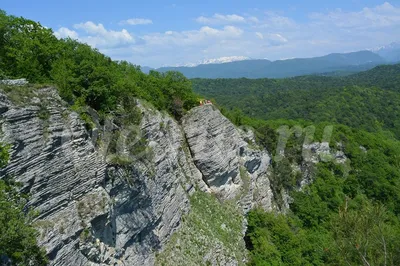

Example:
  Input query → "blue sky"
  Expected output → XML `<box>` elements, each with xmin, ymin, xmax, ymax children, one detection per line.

<box><xmin>2</xmin><ymin>0</ymin><xmax>400</xmax><ymax>67</ymax></box>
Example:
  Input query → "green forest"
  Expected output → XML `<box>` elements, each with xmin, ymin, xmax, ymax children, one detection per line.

<box><xmin>0</xmin><ymin>10</ymin><xmax>198</xmax><ymax>120</ymax></box>
<box><xmin>193</xmin><ymin>65</ymin><xmax>400</xmax><ymax>138</ymax></box>
<box><xmin>193</xmin><ymin>66</ymin><xmax>400</xmax><ymax>265</ymax></box>
<box><xmin>244</xmin><ymin>123</ymin><xmax>400</xmax><ymax>265</ymax></box>
<box><xmin>1</xmin><ymin>8</ymin><xmax>400</xmax><ymax>266</ymax></box>
<box><xmin>0</xmin><ymin>9</ymin><xmax>199</xmax><ymax>265</ymax></box>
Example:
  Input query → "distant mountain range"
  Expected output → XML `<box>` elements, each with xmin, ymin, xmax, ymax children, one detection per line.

<box><xmin>141</xmin><ymin>42</ymin><xmax>400</xmax><ymax>79</ymax></box>
<box><xmin>175</xmin><ymin>56</ymin><xmax>251</xmax><ymax>67</ymax></box>
<box><xmin>372</xmin><ymin>42</ymin><xmax>400</xmax><ymax>63</ymax></box>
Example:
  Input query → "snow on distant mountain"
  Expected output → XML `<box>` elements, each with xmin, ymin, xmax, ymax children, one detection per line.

<box><xmin>175</xmin><ymin>56</ymin><xmax>250</xmax><ymax>67</ymax></box>
<box><xmin>157</xmin><ymin>51</ymin><xmax>384</xmax><ymax>79</ymax></box>
<box><xmin>370</xmin><ymin>42</ymin><xmax>400</xmax><ymax>62</ymax></box>
<box><xmin>371</xmin><ymin>42</ymin><xmax>400</xmax><ymax>52</ymax></box>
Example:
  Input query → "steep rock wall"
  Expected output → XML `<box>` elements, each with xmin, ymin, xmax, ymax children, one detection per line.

<box><xmin>182</xmin><ymin>105</ymin><xmax>274</xmax><ymax>212</ymax></box>
<box><xmin>0</xmin><ymin>88</ymin><xmax>205</xmax><ymax>265</ymax></box>
<box><xmin>0</xmin><ymin>87</ymin><xmax>346</xmax><ymax>265</ymax></box>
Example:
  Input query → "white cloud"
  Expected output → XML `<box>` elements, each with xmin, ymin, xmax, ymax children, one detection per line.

<box><xmin>73</xmin><ymin>21</ymin><xmax>135</xmax><ymax>48</ymax></box>
<box><xmin>52</xmin><ymin>3</ymin><xmax>400</xmax><ymax>67</ymax></box>
<box><xmin>74</xmin><ymin>21</ymin><xmax>108</xmax><ymax>35</ymax></box>
<box><xmin>54</xmin><ymin>27</ymin><xmax>79</xmax><ymax>39</ymax></box>
<box><xmin>196</xmin><ymin>13</ymin><xmax>246</xmax><ymax>24</ymax></box>
<box><xmin>255</xmin><ymin>32</ymin><xmax>263</xmax><ymax>39</ymax></box>
<box><xmin>309</xmin><ymin>2</ymin><xmax>400</xmax><ymax>29</ymax></box>
<box><xmin>220</xmin><ymin>25</ymin><xmax>243</xmax><ymax>36</ymax></box>
<box><xmin>265</xmin><ymin>33</ymin><xmax>288</xmax><ymax>46</ymax></box>
<box><xmin>119</xmin><ymin>18</ymin><xmax>153</xmax><ymax>26</ymax></box>
<box><xmin>258</xmin><ymin>12</ymin><xmax>297</xmax><ymax>30</ymax></box>
<box><xmin>248</xmin><ymin>16</ymin><xmax>260</xmax><ymax>23</ymax></box>
<box><xmin>200</xmin><ymin>26</ymin><xmax>220</xmax><ymax>35</ymax></box>
<box><xmin>143</xmin><ymin>25</ymin><xmax>243</xmax><ymax>47</ymax></box>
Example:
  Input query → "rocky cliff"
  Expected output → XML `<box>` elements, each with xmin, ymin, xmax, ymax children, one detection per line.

<box><xmin>0</xmin><ymin>86</ymin><xmax>345</xmax><ymax>265</ymax></box>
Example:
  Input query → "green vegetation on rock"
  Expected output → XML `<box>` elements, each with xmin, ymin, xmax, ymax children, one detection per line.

<box><xmin>238</xmin><ymin>120</ymin><xmax>400</xmax><ymax>265</ymax></box>
<box><xmin>2</xmin><ymin>7</ymin><xmax>400</xmax><ymax>266</ymax></box>
<box><xmin>0</xmin><ymin>10</ymin><xmax>199</xmax><ymax>120</ymax></box>
<box><xmin>0</xmin><ymin>143</ymin><xmax>9</xmax><ymax>168</ymax></box>
<box><xmin>0</xmin><ymin>143</ymin><xmax>48</xmax><ymax>265</ymax></box>
<box><xmin>156</xmin><ymin>192</ymin><xmax>246</xmax><ymax>265</ymax></box>
<box><xmin>194</xmin><ymin>66</ymin><xmax>400</xmax><ymax>265</ymax></box>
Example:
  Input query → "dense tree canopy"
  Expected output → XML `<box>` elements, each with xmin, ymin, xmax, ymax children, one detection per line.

<box><xmin>0</xmin><ymin>10</ymin><xmax>198</xmax><ymax>119</ymax></box>
<box><xmin>0</xmin><ymin>10</ymin><xmax>201</xmax><ymax>265</ymax></box>
<box><xmin>193</xmin><ymin>64</ymin><xmax>400</xmax><ymax>138</ymax></box>
<box><xmin>2</xmin><ymin>8</ymin><xmax>400</xmax><ymax>266</ymax></box>
<box><xmin>194</xmin><ymin>66</ymin><xmax>400</xmax><ymax>265</ymax></box>
<box><xmin>242</xmin><ymin>121</ymin><xmax>400</xmax><ymax>265</ymax></box>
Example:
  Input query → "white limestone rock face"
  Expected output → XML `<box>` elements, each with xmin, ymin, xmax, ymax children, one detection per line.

<box><xmin>0</xmin><ymin>88</ymin><xmax>107</xmax><ymax>265</ymax></box>
<box><xmin>0</xmin><ymin>88</ymin><xmax>279</xmax><ymax>266</ymax></box>
<box><xmin>182</xmin><ymin>105</ymin><xmax>274</xmax><ymax>212</ymax></box>
<box><xmin>99</xmin><ymin>105</ymin><xmax>205</xmax><ymax>266</ymax></box>
<box><xmin>182</xmin><ymin>105</ymin><xmax>242</xmax><ymax>197</ymax></box>
<box><xmin>0</xmin><ymin>88</ymin><xmax>203</xmax><ymax>266</ymax></box>
<box><xmin>0</xmin><ymin>78</ymin><xmax>29</xmax><ymax>86</ymax></box>
<box><xmin>300</xmin><ymin>141</ymin><xmax>349</xmax><ymax>188</ymax></box>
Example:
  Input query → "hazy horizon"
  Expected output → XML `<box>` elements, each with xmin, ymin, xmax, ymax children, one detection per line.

<box><xmin>2</xmin><ymin>0</ymin><xmax>400</xmax><ymax>67</ymax></box>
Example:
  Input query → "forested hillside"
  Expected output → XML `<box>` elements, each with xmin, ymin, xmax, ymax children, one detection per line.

<box><xmin>239</xmin><ymin>120</ymin><xmax>400</xmax><ymax>265</ymax></box>
<box><xmin>2</xmin><ymin>7</ymin><xmax>400</xmax><ymax>266</ymax></box>
<box><xmin>193</xmin><ymin>64</ymin><xmax>400</xmax><ymax>138</ymax></box>
<box><xmin>193</xmin><ymin>65</ymin><xmax>400</xmax><ymax>265</ymax></box>
<box><xmin>0</xmin><ymin>10</ymin><xmax>198</xmax><ymax>120</ymax></box>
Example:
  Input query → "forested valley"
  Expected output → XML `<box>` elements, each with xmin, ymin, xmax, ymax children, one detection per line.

<box><xmin>1</xmin><ymin>8</ymin><xmax>400</xmax><ymax>266</ymax></box>
<box><xmin>193</xmin><ymin>66</ymin><xmax>400</xmax><ymax>265</ymax></box>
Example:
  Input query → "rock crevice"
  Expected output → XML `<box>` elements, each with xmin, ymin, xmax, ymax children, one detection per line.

<box><xmin>1</xmin><ymin>88</ymin><xmax>342</xmax><ymax>265</ymax></box>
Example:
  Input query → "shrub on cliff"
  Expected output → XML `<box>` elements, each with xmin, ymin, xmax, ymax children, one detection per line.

<box><xmin>0</xmin><ymin>10</ymin><xmax>198</xmax><ymax>120</ymax></box>
<box><xmin>0</xmin><ymin>144</ymin><xmax>48</xmax><ymax>265</ymax></box>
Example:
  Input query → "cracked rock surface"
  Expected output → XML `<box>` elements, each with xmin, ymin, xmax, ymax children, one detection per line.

<box><xmin>1</xmin><ymin>88</ymin><xmax>342</xmax><ymax>265</ymax></box>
